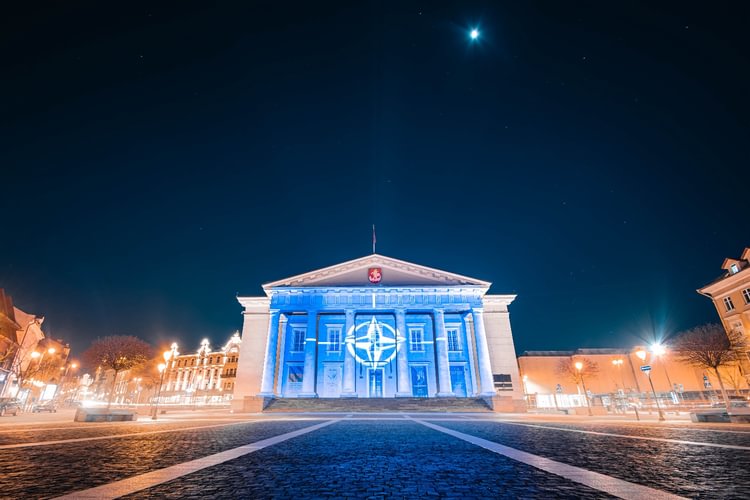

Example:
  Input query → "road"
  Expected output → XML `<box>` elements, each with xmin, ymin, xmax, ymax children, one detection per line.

<box><xmin>1</xmin><ymin>409</ymin><xmax>748</xmax><ymax>499</ymax></box>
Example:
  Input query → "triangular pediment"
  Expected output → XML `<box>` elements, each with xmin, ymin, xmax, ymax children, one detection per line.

<box><xmin>263</xmin><ymin>254</ymin><xmax>491</xmax><ymax>289</ymax></box>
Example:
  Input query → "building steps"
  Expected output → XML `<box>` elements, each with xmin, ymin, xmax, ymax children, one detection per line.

<box><xmin>262</xmin><ymin>397</ymin><xmax>493</xmax><ymax>413</ymax></box>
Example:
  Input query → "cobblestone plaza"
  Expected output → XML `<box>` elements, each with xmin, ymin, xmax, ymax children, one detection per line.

<box><xmin>2</xmin><ymin>409</ymin><xmax>749</xmax><ymax>499</ymax></box>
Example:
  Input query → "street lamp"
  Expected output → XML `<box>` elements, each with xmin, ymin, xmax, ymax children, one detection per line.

<box><xmin>152</xmin><ymin>363</ymin><xmax>167</xmax><ymax>420</ymax></box>
<box><xmin>637</xmin><ymin>349</ymin><xmax>665</xmax><ymax>421</ymax></box>
<box><xmin>650</xmin><ymin>343</ymin><xmax>676</xmax><ymax>399</ymax></box>
<box><xmin>575</xmin><ymin>361</ymin><xmax>593</xmax><ymax>416</ymax></box>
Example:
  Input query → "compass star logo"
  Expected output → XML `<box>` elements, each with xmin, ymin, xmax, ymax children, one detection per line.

<box><xmin>346</xmin><ymin>316</ymin><xmax>402</xmax><ymax>368</ymax></box>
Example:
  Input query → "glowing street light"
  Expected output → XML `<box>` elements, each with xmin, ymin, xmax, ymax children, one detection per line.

<box><xmin>636</xmin><ymin>349</ymin><xmax>665</xmax><ymax>421</ymax></box>
<box><xmin>650</xmin><ymin>343</ymin><xmax>675</xmax><ymax>397</ymax></box>
<box><xmin>574</xmin><ymin>361</ymin><xmax>593</xmax><ymax>416</ymax></box>
<box><xmin>152</xmin><ymin>362</ymin><xmax>168</xmax><ymax>420</ymax></box>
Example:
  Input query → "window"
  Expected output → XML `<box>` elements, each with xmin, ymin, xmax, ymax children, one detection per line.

<box><xmin>446</xmin><ymin>327</ymin><xmax>461</xmax><ymax>352</ymax></box>
<box><xmin>327</xmin><ymin>326</ymin><xmax>342</xmax><ymax>353</ymax></box>
<box><xmin>730</xmin><ymin>263</ymin><xmax>740</xmax><ymax>274</ymax></box>
<box><xmin>409</xmin><ymin>327</ymin><xmax>424</xmax><ymax>352</ymax></box>
<box><xmin>494</xmin><ymin>374</ymin><xmax>513</xmax><ymax>391</ymax></box>
<box><xmin>288</xmin><ymin>365</ymin><xmax>304</xmax><ymax>383</ymax></box>
<box><xmin>291</xmin><ymin>328</ymin><xmax>306</xmax><ymax>352</ymax></box>
<box><xmin>724</xmin><ymin>296</ymin><xmax>735</xmax><ymax>312</ymax></box>
<box><xmin>743</xmin><ymin>288</ymin><xmax>750</xmax><ymax>305</ymax></box>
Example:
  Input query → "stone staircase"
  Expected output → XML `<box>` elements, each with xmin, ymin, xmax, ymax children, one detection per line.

<box><xmin>262</xmin><ymin>397</ymin><xmax>493</xmax><ymax>413</ymax></box>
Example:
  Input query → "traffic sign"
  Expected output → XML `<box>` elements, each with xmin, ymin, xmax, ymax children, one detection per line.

<box><xmin>640</xmin><ymin>365</ymin><xmax>651</xmax><ymax>372</ymax></box>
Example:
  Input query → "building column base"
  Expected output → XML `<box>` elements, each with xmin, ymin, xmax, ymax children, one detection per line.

<box><xmin>340</xmin><ymin>392</ymin><xmax>358</xmax><ymax>398</ymax></box>
<box><xmin>395</xmin><ymin>392</ymin><xmax>413</xmax><ymax>398</ymax></box>
<box><xmin>436</xmin><ymin>392</ymin><xmax>455</xmax><ymax>397</ymax></box>
<box><xmin>297</xmin><ymin>393</ymin><xmax>318</xmax><ymax>398</ymax></box>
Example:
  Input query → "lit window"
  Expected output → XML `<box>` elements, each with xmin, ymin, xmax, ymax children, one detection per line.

<box><xmin>327</xmin><ymin>327</ymin><xmax>342</xmax><ymax>353</ymax></box>
<box><xmin>446</xmin><ymin>328</ymin><xmax>461</xmax><ymax>352</ymax></box>
<box><xmin>743</xmin><ymin>289</ymin><xmax>750</xmax><ymax>305</ymax></box>
<box><xmin>730</xmin><ymin>263</ymin><xmax>740</xmax><ymax>274</ymax></box>
<box><xmin>409</xmin><ymin>328</ymin><xmax>424</xmax><ymax>352</ymax></box>
<box><xmin>291</xmin><ymin>328</ymin><xmax>306</xmax><ymax>352</ymax></box>
<box><xmin>724</xmin><ymin>297</ymin><xmax>735</xmax><ymax>312</ymax></box>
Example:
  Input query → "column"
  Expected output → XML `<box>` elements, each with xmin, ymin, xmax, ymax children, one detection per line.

<box><xmin>259</xmin><ymin>309</ymin><xmax>281</xmax><ymax>396</ymax></box>
<box><xmin>299</xmin><ymin>310</ymin><xmax>319</xmax><ymax>397</ymax></box>
<box><xmin>395</xmin><ymin>309</ymin><xmax>411</xmax><ymax>397</ymax></box>
<box><xmin>472</xmin><ymin>308</ymin><xmax>496</xmax><ymax>396</ymax></box>
<box><xmin>434</xmin><ymin>308</ymin><xmax>454</xmax><ymax>397</ymax></box>
<box><xmin>341</xmin><ymin>309</ymin><xmax>357</xmax><ymax>396</ymax></box>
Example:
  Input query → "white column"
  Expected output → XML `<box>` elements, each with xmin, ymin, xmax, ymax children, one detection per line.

<box><xmin>472</xmin><ymin>308</ymin><xmax>496</xmax><ymax>396</ymax></box>
<box><xmin>395</xmin><ymin>309</ymin><xmax>411</xmax><ymax>397</ymax></box>
<box><xmin>341</xmin><ymin>309</ymin><xmax>357</xmax><ymax>396</ymax></box>
<box><xmin>299</xmin><ymin>310</ymin><xmax>318</xmax><ymax>397</ymax></box>
<box><xmin>259</xmin><ymin>309</ymin><xmax>281</xmax><ymax>396</ymax></box>
<box><xmin>434</xmin><ymin>308</ymin><xmax>454</xmax><ymax>397</ymax></box>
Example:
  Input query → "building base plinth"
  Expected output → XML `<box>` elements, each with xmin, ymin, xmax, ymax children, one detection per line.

<box><xmin>232</xmin><ymin>396</ymin><xmax>271</xmax><ymax>413</ymax></box>
<box><xmin>484</xmin><ymin>395</ymin><xmax>527</xmax><ymax>413</ymax></box>
<box><xmin>436</xmin><ymin>392</ymin><xmax>456</xmax><ymax>397</ymax></box>
<box><xmin>297</xmin><ymin>393</ymin><xmax>318</xmax><ymax>398</ymax></box>
<box><xmin>395</xmin><ymin>392</ymin><xmax>413</xmax><ymax>397</ymax></box>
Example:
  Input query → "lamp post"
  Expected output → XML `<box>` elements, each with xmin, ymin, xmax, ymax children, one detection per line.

<box><xmin>651</xmin><ymin>343</ymin><xmax>676</xmax><ymax>400</ymax></box>
<box><xmin>152</xmin><ymin>348</ymin><xmax>176</xmax><ymax>420</ymax></box>
<box><xmin>636</xmin><ymin>350</ymin><xmax>665</xmax><ymax>421</ymax></box>
<box><xmin>575</xmin><ymin>361</ymin><xmax>593</xmax><ymax>416</ymax></box>
<box><xmin>152</xmin><ymin>363</ymin><xmax>167</xmax><ymax>420</ymax></box>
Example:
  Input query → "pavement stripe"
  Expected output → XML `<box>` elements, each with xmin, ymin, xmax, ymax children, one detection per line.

<box><xmin>496</xmin><ymin>421</ymin><xmax>750</xmax><ymax>451</ymax></box>
<box><xmin>54</xmin><ymin>419</ymin><xmax>340</xmax><ymax>500</ymax></box>
<box><xmin>411</xmin><ymin>418</ymin><xmax>686</xmax><ymax>500</ymax></box>
<box><xmin>0</xmin><ymin>421</ymin><xmax>258</xmax><ymax>450</ymax></box>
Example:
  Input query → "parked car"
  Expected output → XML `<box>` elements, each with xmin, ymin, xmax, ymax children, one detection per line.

<box><xmin>0</xmin><ymin>398</ymin><xmax>21</xmax><ymax>416</ymax></box>
<box><xmin>32</xmin><ymin>401</ymin><xmax>58</xmax><ymax>413</ymax></box>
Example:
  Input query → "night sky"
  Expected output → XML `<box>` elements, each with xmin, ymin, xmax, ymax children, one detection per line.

<box><xmin>2</xmin><ymin>2</ymin><xmax>748</xmax><ymax>357</ymax></box>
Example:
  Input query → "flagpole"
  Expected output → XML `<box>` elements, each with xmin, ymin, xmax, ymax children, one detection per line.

<box><xmin>372</xmin><ymin>224</ymin><xmax>376</xmax><ymax>254</ymax></box>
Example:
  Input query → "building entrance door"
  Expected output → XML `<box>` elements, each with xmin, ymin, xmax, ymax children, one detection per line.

<box><xmin>368</xmin><ymin>369</ymin><xmax>383</xmax><ymax>398</ymax></box>
<box><xmin>450</xmin><ymin>366</ymin><xmax>467</xmax><ymax>397</ymax></box>
<box><xmin>410</xmin><ymin>366</ymin><xmax>428</xmax><ymax>397</ymax></box>
<box><xmin>322</xmin><ymin>364</ymin><xmax>342</xmax><ymax>397</ymax></box>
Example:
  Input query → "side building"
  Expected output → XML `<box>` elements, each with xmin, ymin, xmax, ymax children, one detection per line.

<box><xmin>232</xmin><ymin>254</ymin><xmax>525</xmax><ymax>412</ymax></box>
<box><xmin>159</xmin><ymin>332</ymin><xmax>242</xmax><ymax>405</ymax></box>
<box><xmin>698</xmin><ymin>246</ymin><xmax>750</xmax><ymax>340</ymax></box>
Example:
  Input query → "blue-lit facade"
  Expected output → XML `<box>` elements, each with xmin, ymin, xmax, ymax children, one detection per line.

<box><xmin>235</xmin><ymin>254</ymin><xmax>522</xmax><ymax>401</ymax></box>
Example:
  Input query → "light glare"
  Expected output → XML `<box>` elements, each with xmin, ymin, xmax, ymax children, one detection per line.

<box><xmin>470</xmin><ymin>29</ymin><xmax>479</xmax><ymax>40</ymax></box>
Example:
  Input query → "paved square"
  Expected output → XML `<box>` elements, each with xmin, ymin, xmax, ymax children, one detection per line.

<box><xmin>1</xmin><ymin>410</ymin><xmax>749</xmax><ymax>499</ymax></box>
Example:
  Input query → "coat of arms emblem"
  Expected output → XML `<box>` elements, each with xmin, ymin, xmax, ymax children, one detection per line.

<box><xmin>368</xmin><ymin>267</ymin><xmax>382</xmax><ymax>284</ymax></box>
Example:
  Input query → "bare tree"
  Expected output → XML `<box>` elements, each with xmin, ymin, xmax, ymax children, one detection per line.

<box><xmin>673</xmin><ymin>324</ymin><xmax>746</xmax><ymax>410</ymax></box>
<box><xmin>556</xmin><ymin>358</ymin><xmax>599</xmax><ymax>386</ymax></box>
<box><xmin>82</xmin><ymin>336</ymin><xmax>152</xmax><ymax>409</ymax></box>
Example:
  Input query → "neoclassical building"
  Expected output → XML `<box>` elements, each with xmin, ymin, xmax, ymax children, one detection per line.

<box><xmin>232</xmin><ymin>254</ymin><xmax>524</xmax><ymax>411</ymax></box>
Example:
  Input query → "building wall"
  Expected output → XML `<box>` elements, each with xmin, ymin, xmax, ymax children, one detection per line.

<box><xmin>484</xmin><ymin>296</ymin><xmax>523</xmax><ymax>399</ymax></box>
<box><xmin>232</xmin><ymin>297</ymin><xmax>270</xmax><ymax>411</ymax></box>
<box><xmin>518</xmin><ymin>348</ymin><xmax>747</xmax><ymax>401</ymax></box>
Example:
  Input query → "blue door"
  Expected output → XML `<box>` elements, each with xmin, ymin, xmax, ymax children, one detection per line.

<box><xmin>450</xmin><ymin>366</ymin><xmax>467</xmax><ymax>397</ymax></box>
<box><xmin>410</xmin><ymin>366</ymin><xmax>428</xmax><ymax>397</ymax></box>
<box><xmin>369</xmin><ymin>369</ymin><xmax>383</xmax><ymax>398</ymax></box>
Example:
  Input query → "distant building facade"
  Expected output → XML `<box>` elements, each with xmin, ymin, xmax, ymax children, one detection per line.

<box><xmin>698</xmin><ymin>246</ymin><xmax>750</xmax><ymax>340</ymax></box>
<box><xmin>518</xmin><ymin>347</ymin><xmax>747</xmax><ymax>412</ymax></box>
<box><xmin>233</xmin><ymin>254</ymin><xmax>525</xmax><ymax>412</ymax></box>
<box><xmin>160</xmin><ymin>332</ymin><xmax>241</xmax><ymax>404</ymax></box>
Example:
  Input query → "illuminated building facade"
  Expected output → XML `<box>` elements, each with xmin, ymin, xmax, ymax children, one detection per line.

<box><xmin>160</xmin><ymin>332</ymin><xmax>241</xmax><ymax>404</ymax></box>
<box><xmin>698</xmin><ymin>247</ymin><xmax>750</xmax><ymax>340</ymax></box>
<box><xmin>233</xmin><ymin>254</ymin><xmax>524</xmax><ymax>412</ymax></box>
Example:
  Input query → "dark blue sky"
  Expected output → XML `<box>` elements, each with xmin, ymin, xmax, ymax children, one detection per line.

<box><xmin>2</xmin><ymin>2</ymin><xmax>748</xmax><ymax>356</ymax></box>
